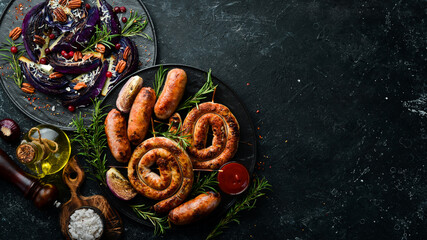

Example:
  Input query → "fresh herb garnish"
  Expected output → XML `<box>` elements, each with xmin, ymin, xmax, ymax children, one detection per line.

<box><xmin>121</xmin><ymin>11</ymin><xmax>152</xmax><ymax>40</ymax></box>
<box><xmin>130</xmin><ymin>204</ymin><xmax>169</xmax><ymax>235</ymax></box>
<box><xmin>71</xmin><ymin>98</ymin><xmax>109</xmax><ymax>185</ymax></box>
<box><xmin>153</xmin><ymin>65</ymin><xmax>168</xmax><ymax>96</ymax></box>
<box><xmin>177</xmin><ymin>69</ymin><xmax>217</xmax><ymax>111</ymax></box>
<box><xmin>153</xmin><ymin>121</ymin><xmax>191</xmax><ymax>149</ymax></box>
<box><xmin>190</xmin><ymin>172</ymin><xmax>218</xmax><ymax>198</ymax></box>
<box><xmin>0</xmin><ymin>39</ymin><xmax>24</xmax><ymax>87</ymax></box>
<box><xmin>83</xmin><ymin>24</ymin><xmax>120</xmax><ymax>53</ymax></box>
<box><xmin>206</xmin><ymin>177</ymin><xmax>271</xmax><ymax>240</ymax></box>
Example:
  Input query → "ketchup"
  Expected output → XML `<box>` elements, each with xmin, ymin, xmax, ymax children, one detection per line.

<box><xmin>218</xmin><ymin>162</ymin><xmax>250</xmax><ymax>195</ymax></box>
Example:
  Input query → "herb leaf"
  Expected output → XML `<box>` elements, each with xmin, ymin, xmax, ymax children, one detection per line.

<box><xmin>176</xmin><ymin>69</ymin><xmax>217</xmax><ymax>112</ymax></box>
<box><xmin>0</xmin><ymin>39</ymin><xmax>24</xmax><ymax>87</ymax></box>
<box><xmin>190</xmin><ymin>172</ymin><xmax>218</xmax><ymax>198</ymax></box>
<box><xmin>153</xmin><ymin>65</ymin><xmax>168</xmax><ymax>96</ymax></box>
<box><xmin>71</xmin><ymin>98</ymin><xmax>109</xmax><ymax>185</ymax></box>
<box><xmin>130</xmin><ymin>204</ymin><xmax>169</xmax><ymax>235</ymax></box>
<box><xmin>121</xmin><ymin>11</ymin><xmax>152</xmax><ymax>40</ymax></box>
<box><xmin>206</xmin><ymin>177</ymin><xmax>271</xmax><ymax>240</ymax></box>
<box><xmin>83</xmin><ymin>24</ymin><xmax>119</xmax><ymax>53</ymax></box>
<box><xmin>152</xmin><ymin>121</ymin><xmax>191</xmax><ymax>149</ymax></box>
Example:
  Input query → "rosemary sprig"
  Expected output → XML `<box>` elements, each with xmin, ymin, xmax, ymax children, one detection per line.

<box><xmin>121</xmin><ymin>11</ymin><xmax>152</xmax><ymax>40</ymax></box>
<box><xmin>130</xmin><ymin>204</ymin><xmax>169</xmax><ymax>235</ymax></box>
<box><xmin>176</xmin><ymin>69</ymin><xmax>217</xmax><ymax>112</ymax></box>
<box><xmin>153</xmin><ymin>65</ymin><xmax>168</xmax><ymax>96</ymax></box>
<box><xmin>153</xmin><ymin>121</ymin><xmax>191</xmax><ymax>149</ymax></box>
<box><xmin>190</xmin><ymin>172</ymin><xmax>218</xmax><ymax>198</ymax></box>
<box><xmin>71</xmin><ymin>98</ymin><xmax>109</xmax><ymax>185</ymax></box>
<box><xmin>83</xmin><ymin>24</ymin><xmax>119</xmax><ymax>53</ymax></box>
<box><xmin>0</xmin><ymin>39</ymin><xmax>24</xmax><ymax>87</ymax></box>
<box><xmin>206</xmin><ymin>177</ymin><xmax>271</xmax><ymax>240</ymax></box>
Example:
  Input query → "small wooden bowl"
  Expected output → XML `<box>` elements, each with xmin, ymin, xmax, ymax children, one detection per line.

<box><xmin>67</xmin><ymin>206</ymin><xmax>105</xmax><ymax>240</ymax></box>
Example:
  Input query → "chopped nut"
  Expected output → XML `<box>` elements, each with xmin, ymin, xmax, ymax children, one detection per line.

<box><xmin>123</xmin><ymin>46</ymin><xmax>131</xmax><ymax>60</ymax></box>
<box><xmin>73</xmin><ymin>82</ymin><xmax>87</xmax><ymax>90</ymax></box>
<box><xmin>49</xmin><ymin>72</ymin><xmax>64</xmax><ymax>79</ymax></box>
<box><xmin>82</xmin><ymin>53</ymin><xmax>94</xmax><ymax>61</ymax></box>
<box><xmin>67</xmin><ymin>0</ymin><xmax>82</xmax><ymax>9</ymax></box>
<box><xmin>21</xmin><ymin>83</ymin><xmax>35</xmax><ymax>94</ymax></box>
<box><xmin>115</xmin><ymin>60</ymin><xmax>126</xmax><ymax>73</ymax></box>
<box><xmin>95</xmin><ymin>43</ymin><xmax>106</xmax><ymax>54</ymax></box>
<box><xmin>73</xmin><ymin>51</ymin><xmax>82</xmax><ymax>61</ymax></box>
<box><xmin>9</xmin><ymin>27</ymin><xmax>22</xmax><ymax>41</ymax></box>
<box><xmin>33</xmin><ymin>35</ymin><xmax>45</xmax><ymax>46</ymax></box>
<box><xmin>53</xmin><ymin>8</ymin><xmax>67</xmax><ymax>22</ymax></box>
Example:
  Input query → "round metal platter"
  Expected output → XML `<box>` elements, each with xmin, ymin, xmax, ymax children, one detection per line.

<box><xmin>0</xmin><ymin>0</ymin><xmax>157</xmax><ymax>131</ymax></box>
<box><xmin>101</xmin><ymin>64</ymin><xmax>257</xmax><ymax>227</ymax></box>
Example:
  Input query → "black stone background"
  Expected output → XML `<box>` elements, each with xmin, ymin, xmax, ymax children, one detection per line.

<box><xmin>0</xmin><ymin>0</ymin><xmax>426</xmax><ymax>239</ymax></box>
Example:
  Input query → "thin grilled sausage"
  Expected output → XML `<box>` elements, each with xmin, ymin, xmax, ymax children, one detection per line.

<box><xmin>168</xmin><ymin>192</ymin><xmax>221</xmax><ymax>225</ymax></box>
<box><xmin>154</xmin><ymin>68</ymin><xmax>187</xmax><ymax>120</ymax></box>
<box><xmin>105</xmin><ymin>109</ymin><xmax>132</xmax><ymax>163</ymax></box>
<box><xmin>127</xmin><ymin>87</ymin><xmax>156</xmax><ymax>146</ymax></box>
<box><xmin>127</xmin><ymin>137</ymin><xmax>194</xmax><ymax>214</ymax></box>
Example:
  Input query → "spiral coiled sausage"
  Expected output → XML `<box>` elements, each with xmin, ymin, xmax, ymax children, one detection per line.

<box><xmin>182</xmin><ymin>102</ymin><xmax>240</xmax><ymax>169</ymax></box>
<box><xmin>127</xmin><ymin>137</ymin><xmax>194</xmax><ymax>213</ymax></box>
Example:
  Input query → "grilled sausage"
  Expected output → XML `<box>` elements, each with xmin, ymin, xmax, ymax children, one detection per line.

<box><xmin>116</xmin><ymin>75</ymin><xmax>144</xmax><ymax>113</ymax></box>
<box><xmin>182</xmin><ymin>102</ymin><xmax>240</xmax><ymax>169</ymax></box>
<box><xmin>127</xmin><ymin>137</ymin><xmax>194</xmax><ymax>214</ymax></box>
<box><xmin>105</xmin><ymin>109</ymin><xmax>132</xmax><ymax>163</ymax></box>
<box><xmin>128</xmin><ymin>87</ymin><xmax>156</xmax><ymax>146</ymax></box>
<box><xmin>154</xmin><ymin>68</ymin><xmax>187</xmax><ymax>120</ymax></box>
<box><xmin>168</xmin><ymin>192</ymin><xmax>221</xmax><ymax>225</ymax></box>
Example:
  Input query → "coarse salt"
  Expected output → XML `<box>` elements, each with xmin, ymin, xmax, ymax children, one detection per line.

<box><xmin>68</xmin><ymin>208</ymin><xmax>103</xmax><ymax>240</ymax></box>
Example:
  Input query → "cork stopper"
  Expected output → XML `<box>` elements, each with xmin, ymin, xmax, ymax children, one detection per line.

<box><xmin>16</xmin><ymin>143</ymin><xmax>37</xmax><ymax>164</ymax></box>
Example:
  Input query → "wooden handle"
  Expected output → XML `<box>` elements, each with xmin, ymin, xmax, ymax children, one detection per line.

<box><xmin>62</xmin><ymin>156</ymin><xmax>84</xmax><ymax>200</ymax></box>
<box><xmin>0</xmin><ymin>148</ymin><xmax>58</xmax><ymax>208</ymax></box>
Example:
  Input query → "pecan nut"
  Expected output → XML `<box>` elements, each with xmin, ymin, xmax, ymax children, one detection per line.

<box><xmin>73</xmin><ymin>51</ymin><xmax>83</xmax><ymax>61</ymax></box>
<box><xmin>33</xmin><ymin>35</ymin><xmax>45</xmax><ymax>46</ymax></box>
<box><xmin>95</xmin><ymin>43</ymin><xmax>106</xmax><ymax>54</ymax></box>
<box><xmin>82</xmin><ymin>53</ymin><xmax>94</xmax><ymax>61</ymax></box>
<box><xmin>53</xmin><ymin>8</ymin><xmax>67</xmax><ymax>22</ymax></box>
<box><xmin>49</xmin><ymin>72</ymin><xmax>64</xmax><ymax>79</ymax></box>
<box><xmin>67</xmin><ymin>0</ymin><xmax>82</xmax><ymax>9</ymax></box>
<box><xmin>123</xmin><ymin>46</ymin><xmax>131</xmax><ymax>60</ymax></box>
<box><xmin>73</xmin><ymin>82</ymin><xmax>87</xmax><ymax>91</ymax></box>
<box><xmin>115</xmin><ymin>60</ymin><xmax>126</xmax><ymax>73</ymax></box>
<box><xmin>21</xmin><ymin>83</ymin><xmax>35</xmax><ymax>94</ymax></box>
<box><xmin>59</xmin><ymin>0</ymin><xmax>67</xmax><ymax>6</ymax></box>
<box><xmin>9</xmin><ymin>27</ymin><xmax>22</xmax><ymax>41</ymax></box>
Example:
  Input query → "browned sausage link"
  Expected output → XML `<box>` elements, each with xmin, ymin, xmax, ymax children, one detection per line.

<box><xmin>105</xmin><ymin>109</ymin><xmax>132</xmax><ymax>163</ymax></box>
<box><xmin>168</xmin><ymin>112</ymin><xmax>182</xmax><ymax>135</ymax></box>
<box><xmin>127</xmin><ymin>87</ymin><xmax>156</xmax><ymax>146</ymax></box>
<box><xmin>154</xmin><ymin>68</ymin><xmax>187</xmax><ymax>120</ymax></box>
<box><xmin>168</xmin><ymin>191</ymin><xmax>221</xmax><ymax>225</ymax></box>
<box><xmin>127</xmin><ymin>137</ymin><xmax>194</xmax><ymax>213</ymax></box>
<box><xmin>182</xmin><ymin>102</ymin><xmax>240</xmax><ymax>169</ymax></box>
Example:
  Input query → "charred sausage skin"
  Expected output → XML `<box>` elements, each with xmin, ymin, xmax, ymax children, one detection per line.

<box><xmin>127</xmin><ymin>87</ymin><xmax>156</xmax><ymax>146</ymax></box>
<box><xmin>154</xmin><ymin>68</ymin><xmax>187</xmax><ymax>120</ymax></box>
<box><xmin>168</xmin><ymin>191</ymin><xmax>221</xmax><ymax>225</ymax></box>
<box><xmin>105</xmin><ymin>109</ymin><xmax>132</xmax><ymax>163</ymax></box>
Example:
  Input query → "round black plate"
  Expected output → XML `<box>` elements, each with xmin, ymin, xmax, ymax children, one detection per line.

<box><xmin>101</xmin><ymin>64</ymin><xmax>257</xmax><ymax>227</ymax></box>
<box><xmin>0</xmin><ymin>0</ymin><xmax>157</xmax><ymax>131</ymax></box>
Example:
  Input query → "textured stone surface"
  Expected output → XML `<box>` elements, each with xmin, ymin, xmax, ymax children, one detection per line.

<box><xmin>0</xmin><ymin>0</ymin><xmax>426</xmax><ymax>239</ymax></box>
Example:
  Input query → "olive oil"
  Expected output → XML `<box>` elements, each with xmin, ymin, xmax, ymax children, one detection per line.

<box><xmin>16</xmin><ymin>124</ymin><xmax>71</xmax><ymax>177</ymax></box>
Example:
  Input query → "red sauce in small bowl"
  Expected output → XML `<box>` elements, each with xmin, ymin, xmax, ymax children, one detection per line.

<box><xmin>217</xmin><ymin>162</ymin><xmax>250</xmax><ymax>195</ymax></box>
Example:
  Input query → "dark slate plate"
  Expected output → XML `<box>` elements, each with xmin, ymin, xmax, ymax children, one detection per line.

<box><xmin>0</xmin><ymin>0</ymin><xmax>156</xmax><ymax>131</ymax></box>
<box><xmin>101</xmin><ymin>64</ymin><xmax>257</xmax><ymax>227</ymax></box>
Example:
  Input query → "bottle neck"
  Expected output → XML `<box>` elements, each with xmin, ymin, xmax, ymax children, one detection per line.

<box><xmin>16</xmin><ymin>141</ymin><xmax>45</xmax><ymax>164</ymax></box>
